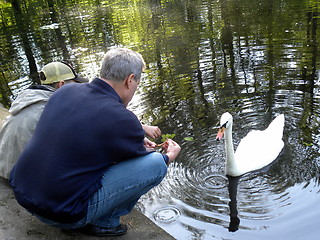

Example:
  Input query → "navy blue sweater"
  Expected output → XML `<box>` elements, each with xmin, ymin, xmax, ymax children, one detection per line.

<box><xmin>10</xmin><ymin>78</ymin><xmax>168</xmax><ymax>223</ymax></box>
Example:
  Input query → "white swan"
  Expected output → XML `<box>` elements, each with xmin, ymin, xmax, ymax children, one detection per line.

<box><xmin>216</xmin><ymin>112</ymin><xmax>285</xmax><ymax>177</ymax></box>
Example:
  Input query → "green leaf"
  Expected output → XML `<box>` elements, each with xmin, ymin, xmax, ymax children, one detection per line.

<box><xmin>303</xmin><ymin>142</ymin><xmax>313</xmax><ymax>147</ymax></box>
<box><xmin>184</xmin><ymin>137</ymin><xmax>194</xmax><ymax>141</ymax></box>
<box><xmin>161</xmin><ymin>134</ymin><xmax>175</xmax><ymax>142</ymax></box>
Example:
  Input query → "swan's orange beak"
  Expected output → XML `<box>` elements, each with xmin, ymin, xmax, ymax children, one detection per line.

<box><xmin>216</xmin><ymin>127</ymin><xmax>225</xmax><ymax>141</ymax></box>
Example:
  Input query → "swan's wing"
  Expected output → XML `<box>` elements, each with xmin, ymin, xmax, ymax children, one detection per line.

<box><xmin>235</xmin><ymin>118</ymin><xmax>284</xmax><ymax>173</ymax></box>
<box><xmin>264</xmin><ymin>114</ymin><xmax>285</xmax><ymax>139</ymax></box>
<box><xmin>235</xmin><ymin>130</ymin><xmax>284</xmax><ymax>160</ymax></box>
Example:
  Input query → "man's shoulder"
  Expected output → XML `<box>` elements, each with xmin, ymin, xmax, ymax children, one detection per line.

<box><xmin>8</xmin><ymin>89</ymin><xmax>53</xmax><ymax>116</ymax></box>
<box><xmin>15</xmin><ymin>88</ymin><xmax>54</xmax><ymax>100</ymax></box>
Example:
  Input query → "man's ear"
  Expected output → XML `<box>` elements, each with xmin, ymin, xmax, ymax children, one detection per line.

<box><xmin>124</xmin><ymin>74</ymin><xmax>135</xmax><ymax>89</ymax></box>
<box><xmin>58</xmin><ymin>81</ymin><xmax>65</xmax><ymax>88</ymax></box>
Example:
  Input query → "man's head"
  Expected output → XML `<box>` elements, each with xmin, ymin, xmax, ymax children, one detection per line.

<box><xmin>100</xmin><ymin>48</ymin><xmax>146</xmax><ymax>83</ymax></box>
<box><xmin>100</xmin><ymin>48</ymin><xmax>146</xmax><ymax>106</ymax></box>
<box><xmin>39</xmin><ymin>62</ymin><xmax>88</xmax><ymax>89</ymax></box>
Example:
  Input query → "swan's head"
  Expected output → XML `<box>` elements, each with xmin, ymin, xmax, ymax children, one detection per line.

<box><xmin>216</xmin><ymin>112</ymin><xmax>233</xmax><ymax>141</ymax></box>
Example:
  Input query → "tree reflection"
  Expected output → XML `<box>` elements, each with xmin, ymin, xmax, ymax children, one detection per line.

<box><xmin>10</xmin><ymin>0</ymin><xmax>38</xmax><ymax>84</ymax></box>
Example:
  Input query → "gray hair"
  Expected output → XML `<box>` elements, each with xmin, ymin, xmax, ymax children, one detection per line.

<box><xmin>100</xmin><ymin>48</ymin><xmax>146</xmax><ymax>82</ymax></box>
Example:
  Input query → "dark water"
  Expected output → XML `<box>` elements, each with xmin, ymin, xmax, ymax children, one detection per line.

<box><xmin>1</xmin><ymin>0</ymin><xmax>320</xmax><ymax>239</ymax></box>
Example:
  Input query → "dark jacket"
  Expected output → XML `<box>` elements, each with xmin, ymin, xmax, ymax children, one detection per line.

<box><xmin>10</xmin><ymin>78</ymin><xmax>168</xmax><ymax>223</ymax></box>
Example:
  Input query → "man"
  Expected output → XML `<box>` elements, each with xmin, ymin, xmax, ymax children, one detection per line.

<box><xmin>0</xmin><ymin>62</ymin><xmax>88</xmax><ymax>179</ymax></box>
<box><xmin>10</xmin><ymin>48</ymin><xmax>181</xmax><ymax>237</ymax></box>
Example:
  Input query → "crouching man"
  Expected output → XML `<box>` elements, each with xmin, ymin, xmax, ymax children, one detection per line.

<box><xmin>10</xmin><ymin>48</ymin><xmax>181</xmax><ymax>237</ymax></box>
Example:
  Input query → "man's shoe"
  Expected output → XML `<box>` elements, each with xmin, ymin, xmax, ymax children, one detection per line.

<box><xmin>88</xmin><ymin>224</ymin><xmax>128</xmax><ymax>236</ymax></box>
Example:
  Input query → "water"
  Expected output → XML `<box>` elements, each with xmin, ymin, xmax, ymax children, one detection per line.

<box><xmin>1</xmin><ymin>0</ymin><xmax>320</xmax><ymax>239</ymax></box>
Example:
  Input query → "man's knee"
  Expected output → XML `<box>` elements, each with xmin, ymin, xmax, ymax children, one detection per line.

<box><xmin>147</xmin><ymin>152</ymin><xmax>168</xmax><ymax>180</ymax></box>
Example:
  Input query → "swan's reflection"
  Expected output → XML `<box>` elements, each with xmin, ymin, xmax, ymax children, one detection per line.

<box><xmin>227</xmin><ymin>175</ymin><xmax>241</xmax><ymax>232</ymax></box>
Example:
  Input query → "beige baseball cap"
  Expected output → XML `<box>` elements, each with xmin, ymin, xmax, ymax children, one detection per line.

<box><xmin>39</xmin><ymin>62</ymin><xmax>88</xmax><ymax>84</ymax></box>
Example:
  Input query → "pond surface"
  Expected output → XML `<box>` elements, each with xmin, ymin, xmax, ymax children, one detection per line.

<box><xmin>1</xmin><ymin>0</ymin><xmax>320</xmax><ymax>239</ymax></box>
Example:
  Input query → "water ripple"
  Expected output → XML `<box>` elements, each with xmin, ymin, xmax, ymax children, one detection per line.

<box><xmin>153</xmin><ymin>206</ymin><xmax>181</xmax><ymax>223</ymax></box>
<box><xmin>203</xmin><ymin>174</ymin><xmax>228</xmax><ymax>190</ymax></box>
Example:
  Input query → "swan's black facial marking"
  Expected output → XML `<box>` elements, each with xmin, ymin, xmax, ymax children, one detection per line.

<box><xmin>221</xmin><ymin>121</ymin><xmax>228</xmax><ymax>128</ymax></box>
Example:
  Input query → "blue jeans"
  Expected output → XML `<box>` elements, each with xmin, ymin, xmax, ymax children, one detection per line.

<box><xmin>34</xmin><ymin>152</ymin><xmax>167</xmax><ymax>229</ymax></box>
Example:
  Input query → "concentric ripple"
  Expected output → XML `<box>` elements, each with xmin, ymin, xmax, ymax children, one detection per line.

<box><xmin>203</xmin><ymin>174</ymin><xmax>228</xmax><ymax>190</ymax></box>
<box><xmin>153</xmin><ymin>206</ymin><xmax>181</xmax><ymax>223</ymax></box>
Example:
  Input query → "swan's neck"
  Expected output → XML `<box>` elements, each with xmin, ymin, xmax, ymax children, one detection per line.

<box><xmin>224</xmin><ymin>125</ymin><xmax>237</xmax><ymax>175</ymax></box>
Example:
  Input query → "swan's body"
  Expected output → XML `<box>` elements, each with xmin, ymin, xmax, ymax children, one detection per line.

<box><xmin>216</xmin><ymin>112</ymin><xmax>285</xmax><ymax>177</ymax></box>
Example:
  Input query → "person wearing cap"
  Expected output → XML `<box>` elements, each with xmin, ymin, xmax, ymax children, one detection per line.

<box><xmin>0</xmin><ymin>62</ymin><xmax>88</xmax><ymax>180</ymax></box>
<box><xmin>9</xmin><ymin>48</ymin><xmax>181</xmax><ymax>237</ymax></box>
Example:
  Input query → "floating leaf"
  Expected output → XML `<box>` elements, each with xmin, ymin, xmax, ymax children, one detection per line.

<box><xmin>184</xmin><ymin>137</ymin><xmax>194</xmax><ymax>141</ymax></box>
<box><xmin>303</xmin><ymin>142</ymin><xmax>313</xmax><ymax>147</ymax></box>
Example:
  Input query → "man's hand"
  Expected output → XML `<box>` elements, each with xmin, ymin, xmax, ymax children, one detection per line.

<box><xmin>162</xmin><ymin>139</ymin><xmax>181</xmax><ymax>164</ymax></box>
<box><xmin>143</xmin><ymin>137</ymin><xmax>157</xmax><ymax>151</ymax></box>
<box><xmin>142</xmin><ymin>124</ymin><xmax>161</xmax><ymax>139</ymax></box>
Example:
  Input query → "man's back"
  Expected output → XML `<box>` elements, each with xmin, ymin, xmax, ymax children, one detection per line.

<box><xmin>10</xmin><ymin>79</ymin><xmax>148</xmax><ymax>223</ymax></box>
<box><xmin>0</xmin><ymin>88</ymin><xmax>54</xmax><ymax>178</ymax></box>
